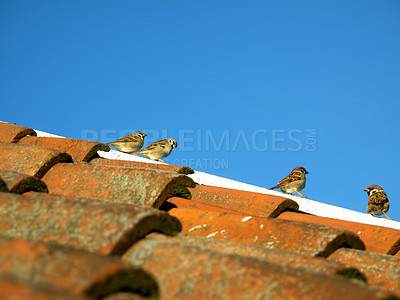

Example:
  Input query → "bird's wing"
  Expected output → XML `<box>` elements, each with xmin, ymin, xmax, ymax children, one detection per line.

<box><xmin>368</xmin><ymin>191</ymin><xmax>388</xmax><ymax>205</ymax></box>
<box><xmin>112</xmin><ymin>135</ymin><xmax>139</xmax><ymax>143</ymax></box>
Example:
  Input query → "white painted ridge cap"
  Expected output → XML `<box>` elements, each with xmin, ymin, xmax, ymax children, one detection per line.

<box><xmin>13</xmin><ymin>122</ymin><xmax>400</xmax><ymax>231</ymax></box>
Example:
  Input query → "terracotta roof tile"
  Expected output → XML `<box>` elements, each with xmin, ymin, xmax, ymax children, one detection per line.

<box><xmin>91</xmin><ymin>157</ymin><xmax>195</xmax><ymax>174</ymax></box>
<box><xmin>0</xmin><ymin>122</ymin><xmax>36</xmax><ymax>143</ymax></box>
<box><xmin>161</xmin><ymin>196</ymin><xmax>248</xmax><ymax>215</ymax></box>
<box><xmin>0</xmin><ymin>235</ymin><xmax>158</xmax><ymax>298</ymax></box>
<box><xmin>123</xmin><ymin>233</ymin><xmax>395</xmax><ymax>300</ymax></box>
<box><xmin>278</xmin><ymin>211</ymin><xmax>400</xmax><ymax>255</ymax></box>
<box><xmin>19</xmin><ymin>136</ymin><xmax>110</xmax><ymax>162</ymax></box>
<box><xmin>0</xmin><ymin>192</ymin><xmax>181</xmax><ymax>255</ymax></box>
<box><xmin>42</xmin><ymin>162</ymin><xmax>195</xmax><ymax>208</ymax></box>
<box><xmin>136</xmin><ymin>233</ymin><xmax>368</xmax><ymax>282</ymax></box>
<box><xmin>329</xmin><ymin>248</ymin><xmax>400</xmax><ymax>296</ymax></box>
<box><xmin>188</xmin><ymin>184</ymin><xmax>299</xmax><ymax>218</ymax></box>
<box><xmin>169</xmin><ymin>207</ymin><xmax>365</xmax><ymax>257</ymax></box>
<box><xmin>0</xmin><ymin>275</ymin><xmax>87</xmax><ymax>300</ymax></box>
<box><xmin>0</xmin><ymin>169</ymin><xmax>48</xmax><ymax>193</ymax></box>
<box><xmin>0</xmin><ymin>143</ymin><xmax>72</xmax><ymax>178</ymax></box>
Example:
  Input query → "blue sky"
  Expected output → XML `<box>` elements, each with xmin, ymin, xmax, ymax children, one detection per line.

<box><xmin>1</xmin><ymin>1</ymin><xmax>399</xmax><ymax>218</ymax></box>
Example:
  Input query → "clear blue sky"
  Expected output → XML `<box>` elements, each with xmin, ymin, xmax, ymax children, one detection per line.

<box><xmin>1</xmin><ymin>1</ymin><xmax>399</xmax><ymax>218</ymax></box>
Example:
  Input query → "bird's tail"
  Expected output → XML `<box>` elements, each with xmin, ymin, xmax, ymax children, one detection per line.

<box><xmin>270</xmin><ymin>186</ymin><xmax>278</xmax><ymax>190</ymax></box>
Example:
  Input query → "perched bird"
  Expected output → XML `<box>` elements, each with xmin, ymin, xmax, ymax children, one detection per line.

<box><xmin>364</xmin><ymin>185</ymin><xmax>391</xmax><ymax>220</ymax></box>
<box><xmin>106</xmin><ymin>131</ymin><xmax>147</xmax><ymax>154</ymax></box>
<box><xmin>270</xmin><ymin>166</ymin><xmax>309</xmax><ymax>198</ymax></box>
<box><xmin>135</xmin><ymin>138</ymin><xmax>177</xmax><ymax>162</ymax></box>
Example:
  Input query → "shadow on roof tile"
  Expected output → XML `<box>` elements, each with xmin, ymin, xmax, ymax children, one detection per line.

<box><xmin>0</xmin><ymin>192</ymin><xmax>181</xmax><ymax>255</ymax></box>
<box><xmin>0</xmin><ymin>169</ymin><xmax>48</xmax><ymax>193</ymax></box>
<box><xmin>278</xmin><ymin>211</ymin><xmax>400</xmax><ymax>255</ymax></box>
<box><xmin>19</xmin><ymin>136</ymin><xmax>110</xmax><ymax>162</ymax></box>
<box><xmin>42</xmin><ymin>162</ymin><xmax>195</xmax><ymax>208</ymax></box>
<box><xmin>0</xmin><ymin>235</ymin><xmax>158</xmax><ymax>298</ymax></box>
<box><xmin>188</xmin><ymin>184</ymin><xmax>299</xmax><ymax>218</ymax></box>
<box><xmin>169</xmin><ymin>207</ymin><xmax>365</xmax><ymax>257</ymax></box>
<box><xmin>0</xmin><ymin>122</ymin><xmax>36</xmax><ymax>143</ymax></box>
<box><xmin>91</xmin><ymin>157</ymin><xmax>195</xmax><ymax>175</ymax></box>
<box><xmin>123</xmin><ymin>233</ymin><xmax>396</xmax><ymax>300</ymax></box>
<box><xmin>0</xmin><ymin>143</ymin><xmax>73</xmax><ymax>178</ymax></box>
<box><xmin>329</xmin><ymin>248</ymin><xmax>400</xmax><ymax>297</ymax></box>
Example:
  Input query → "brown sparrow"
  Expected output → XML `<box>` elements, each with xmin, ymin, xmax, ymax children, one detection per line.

<box><xmin>270</xmin><ymin>166</ymin><xmax>309</xmax><ymax>198</ymax></box>
<box><xmin>106</xmin><ymin>131</ymin><xmax>147</xmax><ymax>154</ymax></box>
<box><xmin>135</xmin><ymin>138</ymin><xmax>177</xmax><ymax>162</ymax></box>
<box><xmin>364</xmin><ymin>185</ymin><xmax>391</xmax><ymax>220</ymax></box>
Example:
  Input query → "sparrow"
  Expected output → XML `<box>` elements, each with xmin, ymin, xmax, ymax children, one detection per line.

<box><xmin>270</xmin><ymin>166</ymin><xmax>309</xmax><ymax>198</ymax></box>
<box><xmin>106</xmin><ymin>131</ymin><xmax>147</xmax><ymax>155</ymax></box>
<box><xmin>135</xmin><ymin>138</ymin><xmax>177</xmax><ymax>162</ymax></box>
<box><xmin>364</xmin><ymin>185</ymin><xmax>391</xmax><ymax>220</ymax></box>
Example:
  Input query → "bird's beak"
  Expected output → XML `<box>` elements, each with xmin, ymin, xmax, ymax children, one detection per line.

<box><xmin>363</xmin><ymin>189</ymin><xmax>368</xmax><ymax>192</ymax></box>
<box><xmin>305</xmin><ymin>171</ymin><xmax>309</xmax><ymax>174</ymax></box>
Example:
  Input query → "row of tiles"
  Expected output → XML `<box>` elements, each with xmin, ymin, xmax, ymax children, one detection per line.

<box><xmin>1</xmin><ymin>164</ymin><xmax>400</xmax><ymax>297</ymax></box>
<box><xmin>0</xmin><ymin>192</ymin><xmax>399</xmax><ymax>299</ymax></box>
<box><xmin>1</xmin><ymin>141</ymin><xmax>399</xmax><ymax>258</ymax></box>
<box><xmin>1</xmin><ymin>228</ymin><xmax>399</xmax><ymax>300</ymax></box>
<box><xmin>0</xmin><ymin>122</ymin><xmax>400</xmax><ymax>299</ymax></box>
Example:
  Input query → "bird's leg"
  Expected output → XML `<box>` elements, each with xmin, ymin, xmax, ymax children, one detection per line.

<box><xmin>296</xmin><ymin>191</ymin><xmax>307</xmax><ymax>198</ymax></box>
<box><xmin>383</xmin><ymin>212</ymin><xmax>392</xmax><ymax>220</ymax></box>
<box><xmin>133</xmin><ymin>153</ymin><xmax>138</xmax><ymax>156</ymax></box>
<box><xmin>157</xmin><ymin>159</ymin><xmax>166</xmax><ymax>163</ymax></box>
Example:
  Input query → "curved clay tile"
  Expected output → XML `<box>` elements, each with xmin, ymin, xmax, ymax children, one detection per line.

<box><xmin>0</xmin><ymin>192</ymin><xmax>182</xmax><ymax>255</ymax></box>
<box><xmin>19</xmin><ymin>136</ymin><xmax>110</xmax><ymax>162</ymax></box>
<box><xmin>0</xmin><ymin>122</ymin><xmax>36</xmax><ymax>143</ymax></box>
<box><xmin>188</xmin><ymin>184</ymin><xmax>299</xmax><ymax>218</ymax></box>
<box><xmin>0</xmin><ymin>143</ymin><xmax>72</xmax><ymax>178</ymax></box>
<box><xmin>169</xmin><ymin>207</ymin><xmax>365</xmax><ymax>257</ymax></box>
<box><xmin>0</xmin><ymin>169</ymin><xmax>48</xmax><ymax>193</ymax></box>
<box><xmin>0</xmin><ymin>235</ymin><xmax>158</xmax><ymax>299</ymax></box>
<box><xmin>42</xmin><ymin>163</ymin><xmax>195</xmax><ymax>208</ymax></box>
<box><xmin>123</xmin><ymin>233</ymin><xmax>395</xmax><ymax>300</ymax></box>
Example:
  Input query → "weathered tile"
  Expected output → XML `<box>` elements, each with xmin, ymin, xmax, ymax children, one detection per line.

<box><xmin>170</xmin><ymin>208</ymin><xmax>365</xmax><ymax>257</ymax></box>
<box><xmin>42</xmin><ymin>163</ymin><xmax>195</xmax><ymax>208</ymax></box>
<box><xmin>0</xmin><ymin>275</ymin><xmax>86</xmax><ymax>300</ymax></box>
<box><xmin>0</xmin><ymin>192</ymin><xmax>181</xmax><ymax>255</ymax></box>
<box><xmin>0</xmin><ymin>122</ymin><xmax>36</xmax><ymax>143</ymax></box>
<box><xmin>329</xmin><ymin>248</ymin><xmax>400</xmax><ymax>296</ymax></box>
<box><xmin>136</xmin><ymin>233</ymin><xmax>367</xmax><ymax>282</ymax></box>
<box><xmin>278</xmin><ymin>211</ymin><xmax>400</xmax><ymax>255</ymax></box>
<box><xmin>189</xmin><ymin>184</ymin><xmax>299</xmax><ymax>218</ymax></box>
<box><xmin>0</xmin><ymin>169</ymin><xmax>48</xmax><ymax>193</ymax></box>
<box><xmin>0</xmin><ymin>235</ymin><xmax>158</xmax><ymax>298</ymax></box>
<box><xmin>0</xmin><ymin>143</ymin><xmax>72</xmax><ymax>178</ymax></box>
<box><xmin>123</xmin><ymin>234</ymin><xmax>394</xmax><ymax>300</ymax></box>
<box><xmin>19</xmin><ymin>136</ymin><xmax>110</xmax><ymax>162</ymax></box>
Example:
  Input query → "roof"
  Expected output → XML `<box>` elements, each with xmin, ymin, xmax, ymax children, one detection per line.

<box><xmin>0</xmin><ymin>120</ymin><xmax>399</xmax><ymax>300</ymax></box>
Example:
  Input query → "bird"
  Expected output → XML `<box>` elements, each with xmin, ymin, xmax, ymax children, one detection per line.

<box><xmin>270</xmin><ymin>166</ymin><xmax>309</xmax><ymax>198</ymax></box>
<box><xmin>364</xmin><ymin>185</ymin><xmax>391</xmax><ymax>220</ymax></box>
<box><xmin>135</xmin><ymin>138</ymin><xmax>177</xmax><ymax>162</ymax></box>
<box><xmin>106</xmin><ymin>131</ymin><xmax>147</xmax><ymax>155</ymax></box>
